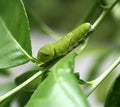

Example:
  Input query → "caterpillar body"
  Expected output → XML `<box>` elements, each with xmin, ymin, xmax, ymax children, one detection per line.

<box><xmin>37</xmin><ymin>22</ymin><xmax>91</xmax><ymax>67</ymax></box>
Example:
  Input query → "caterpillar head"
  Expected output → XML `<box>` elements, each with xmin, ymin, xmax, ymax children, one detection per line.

<box><xmin>37</xmin><ymin>44</ymin><xmax>55</xmax><ymax>67</ymax></box>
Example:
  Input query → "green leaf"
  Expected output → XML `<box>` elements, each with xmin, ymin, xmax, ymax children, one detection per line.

<box><xmin>0</xmin><ymin>82</ymin><xmax>15</xmax><ymax>96</ymax></box>
<box><xmin>104</xmin><ymin>74</ymin><xmax>120</xmax><ymax>107</ymax></box>
<box><xmin>15</xmin><ymin>68</ymin><xmax>47</xmax><ymax>92</ymax></box>
<box><xmin>0</xmin><ymin>99</ymin><xmax>11</xmax><ymax>107</ymax></box>
<box><xmin>0</xmin><ymin>69</ymin><xmax>11</xmax><ymax>76</ymax></box>
<box><xmin>95</xmin><ymin>72</ymin><xmax>115</xmax><ymax>103</ymax></box>
<box><xmin>26</xmin><ymin>53</ymin><xmax>89</xmax><ymax>107</ymax></box>
<box><xmin>0</xmin><ymin>0</ymin><xmax>32</xmax><ymax>69</ymax></box>
<box><xmin>0</xmin><ymin>82</ymin><xmax>15</xmax><ymax>106</ymax></box>
<box><xmin>17</xmin><ymin>91</ymin><xmax>33</xmax><ymax>107</ymax></box>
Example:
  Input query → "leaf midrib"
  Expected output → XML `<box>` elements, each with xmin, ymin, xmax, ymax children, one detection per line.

<box><xmin>0</xmin><ymin>17</ymin><xmax>32</xmax><ymax>59</ymax></box>
<box><xmin>53</xmin><ymin>69</ymin><xmax>82</xmax><ymax>107</ymax></box>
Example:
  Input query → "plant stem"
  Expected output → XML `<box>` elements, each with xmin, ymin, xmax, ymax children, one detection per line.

<box><xmin>76</xmin><ymin>38</ymin><xmax>89</xmax><ymax>55</ymax></box>
<box><xmin>86</xmin><ymin>56</ymin><xmax>120</xmax><ymax>97</ymax></box>
<box><xmin>84</xmin><ymin>0</ymin><xmax>119</xmax><ymax>97</ymax></box>
<box><xmin>0</xmin><ymin>70</ymin><xmax>43</xmax><ymax>103</ymax></box>
<box><xmin>92</xmin><ymin>0</ymin><xmax>118</xmax><ymax>30</ymax></box>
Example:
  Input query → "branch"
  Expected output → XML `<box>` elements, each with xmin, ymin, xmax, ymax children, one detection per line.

<box><xmin>0</xmin><ymin>70</ymin><xmax>43</xmax><ymax>103</ymax></box>
<box><xmin>86</xmin><ymin>56</ymin><xmax>120</xmax><ymax>97</ymax></box>
<box><xmin>92</xmin><ymin>0</ymin><xmax>118</xmax><ymax>30</ymax></box>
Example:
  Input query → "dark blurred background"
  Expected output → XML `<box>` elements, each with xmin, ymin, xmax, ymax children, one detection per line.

<box><xmin>23</xmin><ymin>0</ymin><xmax>120</xmax><ymax>49</ymax></box>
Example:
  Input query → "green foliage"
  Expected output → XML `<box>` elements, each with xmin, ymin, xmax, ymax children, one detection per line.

<box><xmin>0</xmin><ymin>82</ymin><xmax>15</xmax><ymax>106</ymax></box>
<box><xmin>95</xmin><ymin>72</ymin><xmax>115</xmax><ymax>103</ymax></box>
<box><xmin>0</xmin><ymin>82</ymin><xmax>15</xmax><ymax>96</ymax></box>
<box><xmin>26</xmin><ymin>53</ymin><xmax>89</xmax><ymax>107</ymax></box>
<box><xmin>0</xmin><ymin>0</ymin><xmax>32</xmax><ymax>69</ymax></box>
<box><xmin>17</xmin><ymin>91</ymin><xmax>33</xmax><ymax>107</ymax></box>
<box><xmin>0</xmin><ymin>0</ymin><xmax>120</xmax><ymax>107</ymax></box>
<box><xmin>104</xmin><ymin>74</ymin><xmax>120</xmax><ymax>107</ymax></box>
<box><xmin>0</xmin><ymin>69</ymin><xmax>11</xmax><ymax>76</ymax></box>
<box><xmin>15</xmin><ymin>69</ymin><xmax>47</xmax><ymax>92</ymax></box>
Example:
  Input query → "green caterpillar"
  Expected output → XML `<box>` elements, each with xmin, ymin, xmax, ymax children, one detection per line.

<box><xmin>37</xmin><ymin>22</ymin><xmax>91</xmax><ymax>67</ymax></box>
